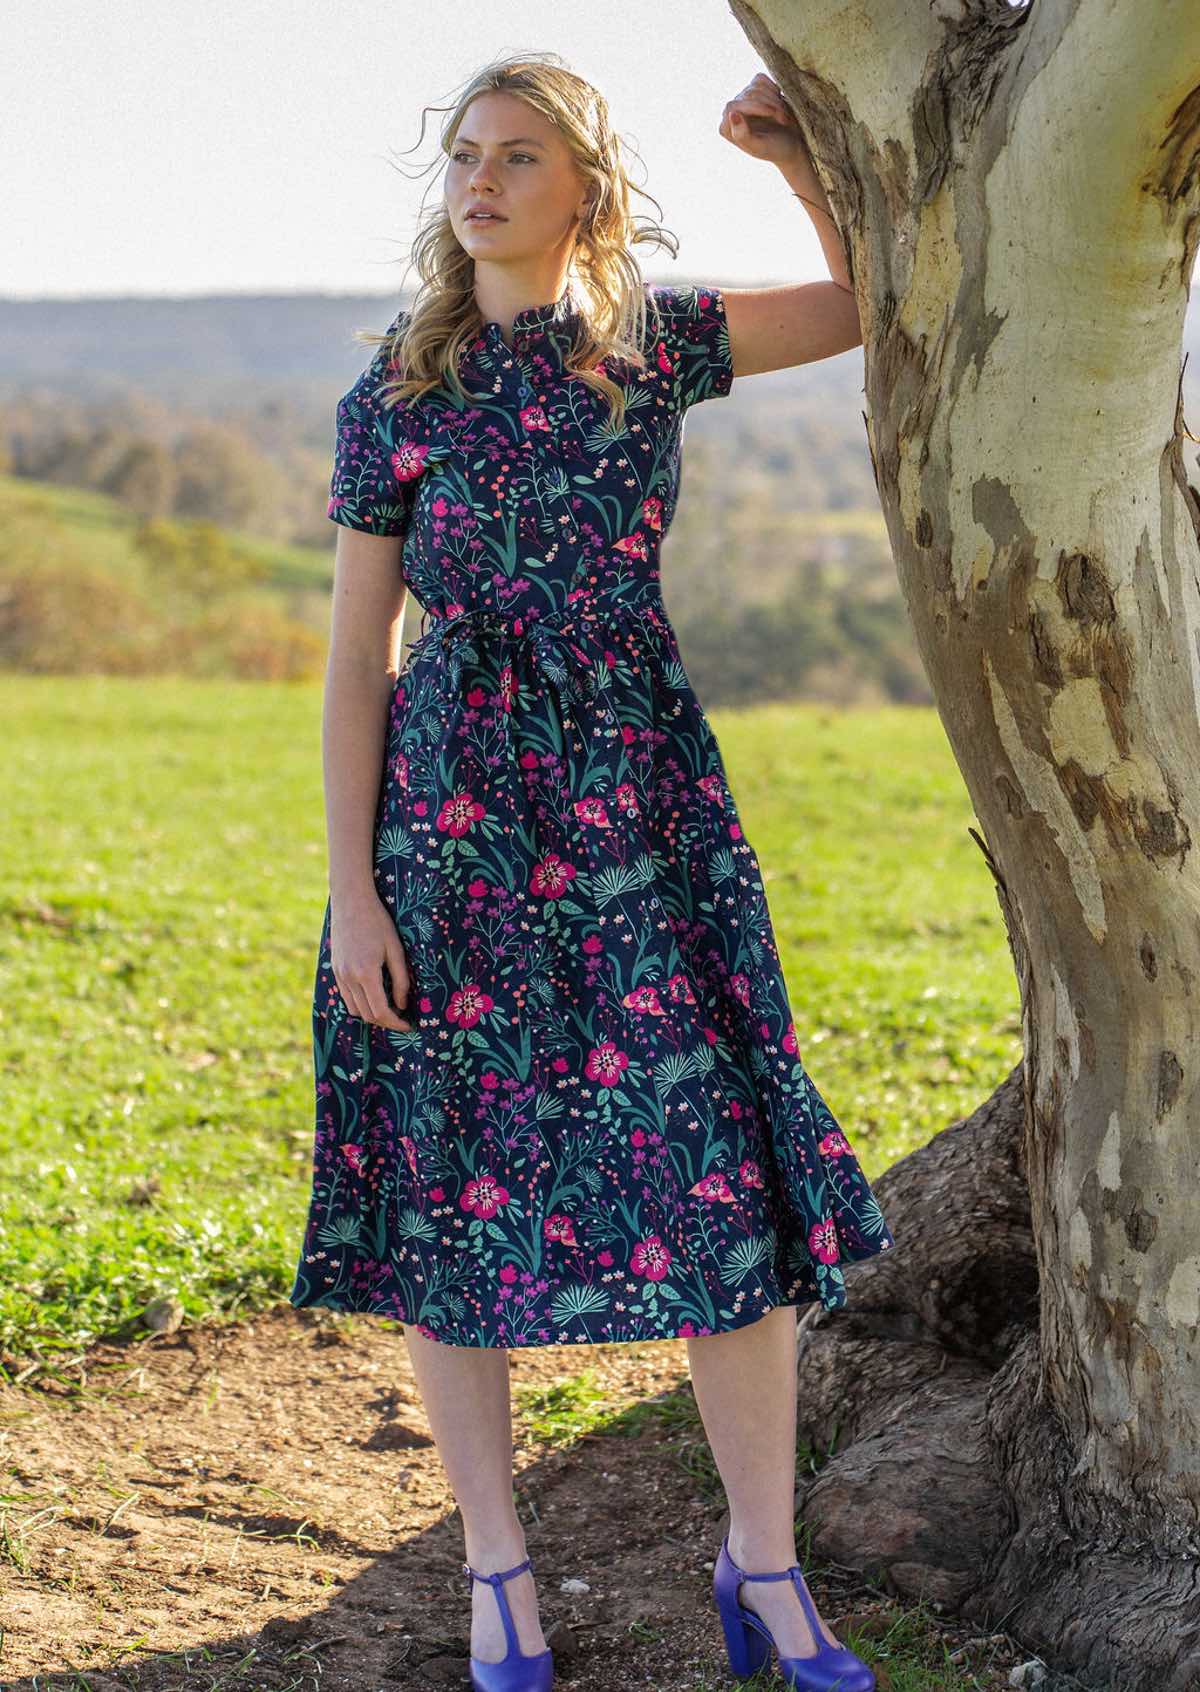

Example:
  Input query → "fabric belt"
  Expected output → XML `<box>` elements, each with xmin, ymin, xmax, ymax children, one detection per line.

<box><xmin>407</xmin><ymin>592</ymin><xmax>668</xmax><ymax>703</ymax></box>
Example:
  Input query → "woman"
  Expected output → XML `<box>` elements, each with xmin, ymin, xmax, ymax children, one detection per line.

<box><xmin>290</xmin><ymin>51</ymin><xmax>892</xmax><ymax>1692</ymax></box>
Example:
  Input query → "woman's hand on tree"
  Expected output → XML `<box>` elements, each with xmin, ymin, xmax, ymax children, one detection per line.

<box><xmin>720</xmin><ymin>72</ymin><xmax>811</xmax><ymax>174</ymax></box>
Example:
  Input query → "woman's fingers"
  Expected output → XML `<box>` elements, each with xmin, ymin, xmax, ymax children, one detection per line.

<box><xmin>329</xmin><ymin>900</ymin><xmax>415</xmax><ymax>1031</ymax></box>
<box><xmin>360</xmin><ymin>968</ymin><xmax>411</xmax><ymax>1031</ymax></box>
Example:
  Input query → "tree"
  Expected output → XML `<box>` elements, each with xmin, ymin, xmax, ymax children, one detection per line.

<box><xmin>732</xmin><ymin>2</ymin><xmax>1200</xmax><ymax>1684</ymax></box>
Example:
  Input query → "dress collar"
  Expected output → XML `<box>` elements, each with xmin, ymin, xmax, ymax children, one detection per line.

<box><xmin>474</xmin><ymin>284</ymin><xmax>582</xmax><ymax>372</ymax></box>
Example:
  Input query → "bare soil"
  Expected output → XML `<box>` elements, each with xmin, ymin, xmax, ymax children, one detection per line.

<box><xmin>0</xmin><ymin>1305</ymin><xmax>1026</xmax><ymax>1690</ymax></box>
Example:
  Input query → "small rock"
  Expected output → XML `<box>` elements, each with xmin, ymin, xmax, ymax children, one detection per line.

<box><xmin>1010</xmin><ymin>1662</ymin><xmax>1048</xmax><ymax>1688</ymax></box>
<box><xmin>544</xmin><ymin>1620</ymin><xmax>577</xmax><ymax>1658</ymax></box>
<box><xmin>142</xmin><ymin>1294</ymin><xmax>184</xmax><ymax>1334</ymax></box>
<box><xmin>560</xmin><ymin>1576</ymin><xmax>590</xmax><ymax>1595</ymax></box>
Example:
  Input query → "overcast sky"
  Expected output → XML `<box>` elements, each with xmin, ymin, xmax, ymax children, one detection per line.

<box><xmin>5</xmin><ymin>0</ymin><xmax>842</xmax><ymax>301</ymax></box>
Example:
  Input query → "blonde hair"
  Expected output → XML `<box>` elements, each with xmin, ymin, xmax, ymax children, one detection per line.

<box><xmin>354</xmin><ymin>50</ymin><xmax>681</xmax><ymax>432</ymax></box>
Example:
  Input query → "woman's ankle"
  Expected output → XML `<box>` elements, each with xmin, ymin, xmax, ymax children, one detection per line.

<box><xmin>726</xmin><ymin>1528</ymin><xmax>800</xmax><ymax>1573</ymax></box>
<box><xmin>463</xmin><ymin>1520</ymin><xmax>530</xmax><ymax>1571</ymax></box>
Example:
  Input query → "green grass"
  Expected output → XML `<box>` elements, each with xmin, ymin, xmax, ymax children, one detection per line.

<box><xmin>0</xmin><ymin>674</ymin><xmax>1021</xmax><ymax>1366</ymax></box>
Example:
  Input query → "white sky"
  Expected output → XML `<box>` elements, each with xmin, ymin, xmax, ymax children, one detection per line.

<box><xmin>5</xmin><ymin>0</ymin><xmax>838</xmax><ymax>300</ymax></box>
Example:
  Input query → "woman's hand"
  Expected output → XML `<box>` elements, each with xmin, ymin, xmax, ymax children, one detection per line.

<box><xmin>329</xmin><ymin>890</ymin><xmax>416</xmax><ymax>1032</ymax></box>
<box><xmin>720</xmin><ymin>72</ymin><xmax>815</xmax><ymax>178</ymax></box>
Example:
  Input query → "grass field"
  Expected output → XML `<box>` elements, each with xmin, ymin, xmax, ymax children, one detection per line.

<box><xmin>0</xmin><ymin>674</ymin><xmax>1022</xmax><ymax>1366</ymax></box>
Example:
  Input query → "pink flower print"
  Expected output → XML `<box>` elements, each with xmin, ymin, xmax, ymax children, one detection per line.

<box><xmin>615</xmin><ymin>783</ymin><xmax>641</xmax><ymax>818</ymax></box>
<box><xmin>573</xmin><ymin>796</ymin><xmax>612</xmax><ymax>829</ymax></box>
<box><xmin>697</xmin><ymin>773</ymin><xmax>725</xmax><ymax>807</ymax></box>
<box><xmin>339</xmin><ymin>1142</ymin><xmax>367</xmax><ymax>1176</ymax></box>
<box><xmin>622</xmin><ymin>984</ymin><xmax>665</xmax><ymax>1017</ymax></box>
<box><xmin>819</xmin><ymin>1131</ymin><xmax>851</xmax><ymax>1159</ymax></box>
<box><xmin>585</xmin><ymin>1041</ymin><xmax>630</xmax><ymax>1086</ymax></box>
<box><xmin>466</xmin><ymin>685</ymin><xmax>488</xmax><ymax>708</ymax></box>
<box><xmin>429</xmin><ymin>1185</ymin><xmax>445</xmax><ymax>1201</ymax></box>
<box><xmin>642</xmin><ymin>494</ymin><xmax>663</xmax><ymax>532</ymax></box>
<box><xmin>678</xmin><ymin>1320</ymin><xmax>697</xmax><ymax>1337</ymax></box>
<box><xmin>392</xmin><ymin>750</ymin><xmax>409</xmax><ymax>790</ymax></box>
<box><xmin>729</xmin><ymin>822</ymin><xmax>743</xmax><ymax>840</ymax></box>
<box><xmin>630</xmin><ymin>1129</ymin><xmax>647</xmax><ymax>1147</ymax></box>
<box><xmin>419</xmin><ymin>996</ymin><xmax>433</xmax><ymax>1014</ymax></box>
<box><xmin>653</xmin><ymin>337</ymin><xmax>675</xmax><ymax>378</ymax></box>
<box><xmin>666</xmin><ymin>973</ymin><xmax>697</xmax><ymax>1006</ymax></box>
<box><xmin>398</xmin><ymin>1134</ymin><xmax>419</xmax><ymax>1178</ymax></box>
<box><xmin>390</xmin><ymin>440</ymin><xmax>433</xmax><ymax>482</ymax></box>
<box><xmin>544</xmin><ymin>1213</ymin><xmax>578</xmax><ymax>1246</ymax></box>
<box><xmin>730</xmin><ymin>973</ymin><xmax>751</xmax><ymax>1008</ymax></box>
<box><xmin>480</xmin><ymin>1070</ymin><xmax>501</xmax><ymax>1092</ymax></box>
<box><xmin>739</xmin><ymin>1158</ymin><xmax>765</xmax><ymax>1189</ymax></box>
<box><xmin>596</xmin><ymin>1248</ymin><xmax>615</xmax><ymax>1267</ymax></box>
<box><xmin>612</xmin><ymin>530</ymin><xmax>649</xmax><ymax>561</ymax></box>
<box><xmin>327</xmin><ymin>494</ymin><xmax>346</xmax><ymax>516</ymax></box>
<box><xmin>631</xmin><ymin>1233</ymin><xmax>672</xmax><ymax>1280</ymax></box>
<box><xmin>519</xmin><ymin>749</ymin><xmax>540</xmax><ymax>770</ymax></box>
<box><xmin>809</xmin><ymin>1215</ymin><xmax>841</xmax><ymax>1265</ymax></box>
<box><xmin>499</xmin><ymin>664</ymin><xmax>517</xmax><ymax>712</ymax></box>
<box><xmin>498</xmin><ymin>1264</ymin><xmax>519</xmax><ymax>1283</ymax></box>
<box><xmin>519</xmin><ymin>402</ymin><xmax>551</xmax><ymax>430</ymax></box>
<box><xmin>581</xmin><ymin>935</ymin><xmax>604</xmax><ymax>960</ymax></box>
<box><xmin>782</xmin><ymin>1020</ymin><xmax>799</xmax><ymax>1055</ymax></box>
<box><xmin>551</xmin><ymin>1056</ymin><xmax>570</xmax><ymax>1074</ymax></box>
<box><xmin>530</xmin><ymin>853</ymin><xmax>577</xmax><ymax>898</ymax></box>
<box><xmin>446</xmin><ymin>984</ymin><xmax>495</xmax><ymax>1029</ymax></box>
<box><xmin>460</xmin><ymin>1173</ymin><xmax>511</xmax><ymax>1219</ymax></box>
<box><xmin>436</xmin><ymin>791</ymin><xmax>486</xmax><ymax>837</ymax></box>
<box><xmin>444</xmin><ymin>602</ymin><xmax>466</xmax><ymax>618</ymax></box>
<box><xmin>467</xmin><ymin>877</ymin><xmax>489</xmax><ymax>898</ymax></box>
<box><xmin>689</xmin><ymin>1171</ymin><xmax>736</xmax><ymax>1204</ymax></box>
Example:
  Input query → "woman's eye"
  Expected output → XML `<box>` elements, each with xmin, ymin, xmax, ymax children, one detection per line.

<box><xmin>452</xmin><ymin>151</ymin><xmax>535</xmax><ymax>164</ymax></box>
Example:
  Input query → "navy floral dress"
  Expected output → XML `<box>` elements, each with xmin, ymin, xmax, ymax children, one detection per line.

<box><xmin>288</xmin><ymin>281</ymin><xmax>895</xmax><ymax>1346</ymax></box>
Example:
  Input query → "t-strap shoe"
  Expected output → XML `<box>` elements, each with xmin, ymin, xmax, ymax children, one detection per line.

<box><xmin>463</xmin><ymin>1555</ymin><xmax>555</xmax><ymax>1692</ymax></box>
<box><xmin>712</xmin><ymin>1534</ymin><xmax>875</xmax><ymax>1691</ymax></box>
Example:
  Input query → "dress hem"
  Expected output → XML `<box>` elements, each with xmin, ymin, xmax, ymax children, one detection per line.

<box><xmin>285</xmin><ymin>1244</ymin><xmax>890</xmax><ymax>1348</ymax></box>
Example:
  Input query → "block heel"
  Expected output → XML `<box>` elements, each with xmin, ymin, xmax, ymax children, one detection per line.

<box><xmin>712</xmin><ymin>1534</ymin><xmax>875</xmax><ymax>1692</ymax></box>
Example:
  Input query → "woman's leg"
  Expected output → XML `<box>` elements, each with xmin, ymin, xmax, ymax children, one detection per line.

<box><xmin>402</xmin><ymin>1326</ymin><xmax>549</xmax><ymax>1663</ymax></box>
<box><xmin>686</xmin><ymin>1303</ymin><xmax>844</xmax><ymax>1658</ymax></box>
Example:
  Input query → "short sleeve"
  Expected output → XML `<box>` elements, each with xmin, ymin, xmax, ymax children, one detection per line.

<box><xmin>645</xmin><ymin>283</ymin><xmax>735</xmax><ymax>410</ymax></box>
<box><xmin>326</xmin><ymin>313</ymin><xmax>415</xmax><ymax>537</ymax></box>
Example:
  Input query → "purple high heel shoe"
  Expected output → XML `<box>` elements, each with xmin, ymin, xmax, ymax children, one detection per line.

<box><xmin>463</xmin><ymin>1554</ymin><xmax>554</xmax><ymax>1692</ymax></box>
<box><xmin>713</xmin><ymin>1534</ymin><xmax>875</xmax><ymax>1691</ymax></box>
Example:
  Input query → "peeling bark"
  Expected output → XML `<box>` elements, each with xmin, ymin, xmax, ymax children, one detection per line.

<box><xmin>726</xmin><ymin>0</ymin><xmax>1200</xmax><ymax>1683</ymax></box>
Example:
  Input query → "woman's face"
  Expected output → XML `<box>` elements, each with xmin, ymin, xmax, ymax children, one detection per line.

<box><xmin>447</xmin><ymin>91</ymin><xmax>590</xmax><ymax>268</ymax></box>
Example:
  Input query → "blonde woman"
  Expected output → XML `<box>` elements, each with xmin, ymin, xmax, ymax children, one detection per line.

<box><xmin>291</xmin><ymin>51</ymin><xmax>892</xmax><ymax>1692</ymax></box>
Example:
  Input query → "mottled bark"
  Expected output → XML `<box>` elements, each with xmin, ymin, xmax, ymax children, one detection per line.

<box><xmin>726</xmin><ymin>0</ymin><xmax>1200</xmax><ymax>1684</ymax></box>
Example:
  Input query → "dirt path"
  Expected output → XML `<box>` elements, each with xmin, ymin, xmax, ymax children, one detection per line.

<box><xmin>0</xmin><ymin>1307</ymin><xmax>1023</xmax><ymax>1690</ymax></box>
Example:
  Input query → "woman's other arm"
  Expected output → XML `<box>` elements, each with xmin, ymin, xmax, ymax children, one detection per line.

<box><xmin>323</xmin><ymin>526</ymin><xmax>414</xmax><ymax>1031</ymax></box>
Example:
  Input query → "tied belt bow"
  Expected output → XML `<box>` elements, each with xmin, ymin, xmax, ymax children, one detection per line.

<box><xmin>407</xmin><ymin>605</ymin><xmax>600</xmax><ymax>704</ymax></box>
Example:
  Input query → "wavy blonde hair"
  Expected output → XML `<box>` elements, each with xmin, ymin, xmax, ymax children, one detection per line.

<box><xmin>353</xmin><ymin>50</ymin><xmax>680</xmax><ymax>433</ymax></box>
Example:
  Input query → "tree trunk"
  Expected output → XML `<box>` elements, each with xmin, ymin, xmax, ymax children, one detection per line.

<box><xmin>727</xmin><ymin>1</ymin><xmax>1200</xmax><ymax>1683</ymax></box>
